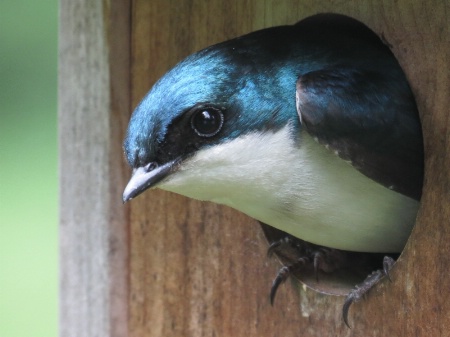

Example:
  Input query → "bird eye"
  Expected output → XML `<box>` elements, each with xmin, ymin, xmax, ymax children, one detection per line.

<box><xmin>191</xmin><ymin>108</ymin><xmax>224</xmax><ymax>137</ymax></box>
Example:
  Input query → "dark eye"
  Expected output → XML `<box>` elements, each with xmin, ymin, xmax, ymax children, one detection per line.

<box><xmin>191</xmin><ymin>108</ymin><xmax>224</xmax><ymax>137</ymax></box>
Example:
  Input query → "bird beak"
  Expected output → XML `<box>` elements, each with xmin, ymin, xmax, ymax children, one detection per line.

<box><xmin>123</xmin><ymin>159</ymin><xmax>179</xmax><ymax>203</ymax></box>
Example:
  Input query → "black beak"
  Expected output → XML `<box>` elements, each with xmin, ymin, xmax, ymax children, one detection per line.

<box><xmin>122</xmin><ymin>159</ymin><xmax>179</xmax><ymax>203</ymax></box>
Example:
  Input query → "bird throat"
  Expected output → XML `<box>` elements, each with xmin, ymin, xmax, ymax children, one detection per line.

<box><xmin>158</xmin><ymin>124</ymin><xmax>419</xmax><ymax>253</ymax></box>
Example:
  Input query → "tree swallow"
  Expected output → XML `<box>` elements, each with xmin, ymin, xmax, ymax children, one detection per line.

<box><xmin>122</xmin><ymin>12</ymin><xmax>423</xmax><ymax>321</ymax></box>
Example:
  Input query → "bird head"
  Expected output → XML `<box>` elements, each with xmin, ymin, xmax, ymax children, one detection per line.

<box><xmin>122</xmin><ymin>27</ymin><xmax>302</xmax><ymax>203</ymax></box>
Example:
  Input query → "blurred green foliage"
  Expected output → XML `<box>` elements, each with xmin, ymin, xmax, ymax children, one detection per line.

<box><xmin>0</xmin><ymin>1</ymin><xmax>58</xmax><ymax>336</ymax></box>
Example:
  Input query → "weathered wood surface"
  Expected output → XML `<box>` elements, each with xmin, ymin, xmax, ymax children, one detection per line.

<box><xmin>59</xmin><ymin>0</ymin><xmax>130</xmax><ymax>336</ymax></box>
<box><xmin>60</xmin><ymin>0</ymin><xmax>450</xmax><ymax>336</ymax></box>
<box><xmin>129</xmin><ymin>1</ymin><xmax>450</xmax><ymax>336</ymax></box>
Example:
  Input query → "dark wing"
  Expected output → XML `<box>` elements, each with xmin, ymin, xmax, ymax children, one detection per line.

<box><xmin>296</xmin><ymin>66</ymin><xmax>423</xmax><ymax>200</ymax></box>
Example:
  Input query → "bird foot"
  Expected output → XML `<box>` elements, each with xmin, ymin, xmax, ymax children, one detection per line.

<box><xmin>266</xmin><ymin>234</ymin><xmax>396</xmax><ymax>327</ymax></box>
<box><xmin>342</xmin><ymin>256</ymin><xmax>395</xmax><ymax>328</ymax></box>
<box><xmin>268</xmin><ymin>236</ymin><xmax>347</xmax><ymax>304</ymax></box>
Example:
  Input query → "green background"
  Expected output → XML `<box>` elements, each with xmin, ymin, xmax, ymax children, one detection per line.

<box><xmin>1</xmin><ymin>1</ymin><xmax>58</xmax><ymax>336</ymax></box>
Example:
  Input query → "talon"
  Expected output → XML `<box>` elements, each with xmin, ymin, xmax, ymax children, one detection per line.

<box><xmin>267</xmin><ymin>241</ymin><xmax>282</xmax><ymax>258</ymax></box>
<box><xmin>342</xmin><ymin>292</ymin><xmax>356</xmax><ymax>328</ymax></box>
<box><xmin>383</xmin><ymin>256</ymin><xmax>395</xmax><ymax>282</ymax></box>
<box><xmin>342</xmin><ymin>284</ymin><xmax>365</xmax><ymax>328</ymax></box>
<box><xmin>341</xmin><ymin>256</ymin><xmax>396</xmax><ymax>328</ymax></box>
<box><xmin>313</xmin><ymin>252</ymin><xmax>323</xmax><ymax>282</ymax></box>
<box><xmin>267</xmin><ymin>237</ymin><xmax>291</xmax><ymax>258</ymax></box>
<box><xmin>270</xmin><ymin>266</ymin><xmax>291</xmax><ymax>305</ymax></box>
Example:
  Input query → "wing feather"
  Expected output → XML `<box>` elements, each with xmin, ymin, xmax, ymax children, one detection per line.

<box><xmin>296</xmin><ymin>66</ymin><xmax>423</xmax><ymax>200</ymax></box>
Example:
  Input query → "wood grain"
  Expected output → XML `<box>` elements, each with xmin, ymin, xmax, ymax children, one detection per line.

<box><xmin>128</xmin><ymin>1</ymin><xmax>450</xmax><ymax>336</ymax></box>
<box><xmin>60</xmin><ymin>0</ymin><xmax>450</xmax><ymax>336</ymax></box>
<box><xmin>59</xmin><ymin>0</ymin><xmax>130</xmax><ymax>336</ymax></box>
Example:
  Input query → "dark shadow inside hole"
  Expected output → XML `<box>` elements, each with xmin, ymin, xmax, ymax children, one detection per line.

<box><xmin>260</xmin><ymin>223</ymin><xmax>400</xmax><ymax>296</ymax></box>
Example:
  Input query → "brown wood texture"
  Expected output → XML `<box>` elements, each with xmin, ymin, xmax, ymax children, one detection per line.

<box><xmin>59</xmin><ymin>0</ymin><xmax>130</xmax><ymax>336</ymax></box>
<box><xmin>59</xmin><ymin>0</ymin><xmax>449</xmax><ymax>336</ymax></box>
<box><xmin>127</xmin><ymin>1</ymin><xmax>450</xmax><ymax>336</ymax></box>
<box><xmin>128</xmin><ymin>1</ymin><xmax>450</xmax><ymax>336</ymax></box>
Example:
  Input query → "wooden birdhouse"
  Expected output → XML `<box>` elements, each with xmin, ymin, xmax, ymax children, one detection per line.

<box><xmin>59</xmin><ymin>1</ymin><xmax>449</xmax><ymax>336</ymax></box>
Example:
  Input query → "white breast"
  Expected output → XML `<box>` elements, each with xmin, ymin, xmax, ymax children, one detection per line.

<box><xmin>158</xmin><ymin>124</ymin><xmax>420</xmax><ymax>253</ymax></box>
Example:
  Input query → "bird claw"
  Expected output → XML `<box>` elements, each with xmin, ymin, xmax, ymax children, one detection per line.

<box><xmin>268</xmin><ymin>236</ymin><xmax>340</xmax><ymax>304</ymax></box>
<box><xmin>267</xmin><ymin>237</ymin><xmax>291</xmax><ymax>258</ymax></box>
<box><xmin>342</xmin><ymin>256</ymin><xmax>395</xmax><ymax>328</ymax></box>
<box><xmin>270</xmin><ymin>266</ymin><xmax>291</xmax><ymax>305</ymax></box>
<box><xmin>267</xmin><ymin>234</ymin><xmax>397</xmax><ymax>327</ymax></box>
<box><xmin>383</xmin><ymin>255</ymin><xmax>395</xmax><ymax>282</ymax></box>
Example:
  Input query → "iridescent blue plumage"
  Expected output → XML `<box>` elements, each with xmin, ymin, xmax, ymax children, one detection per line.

<box><xmin>123</xmin><ymin>13</ymin><xmax>423</xmax><ymax>252</ymax></box>
<box><xmin>122</xmin><ymin>14</ymin><xmax>424</xmax><ymax>324</ymax></box>
<box><xmin>124</xmin><ymin>34</ymin><xmax>307</xmax><ymax>167</ymax></box>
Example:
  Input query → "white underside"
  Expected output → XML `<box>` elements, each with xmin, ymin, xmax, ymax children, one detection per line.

<box><xmin>158</xmin><ymin>124</ymin><xmax>419</xmax><ymax>252</ymax></box>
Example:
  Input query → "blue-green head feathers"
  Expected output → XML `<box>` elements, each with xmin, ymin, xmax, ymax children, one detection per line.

<box><xmin>123</xmin><ymin>31</ymin><xmax>303</xmax><ymax>167</ymax></box>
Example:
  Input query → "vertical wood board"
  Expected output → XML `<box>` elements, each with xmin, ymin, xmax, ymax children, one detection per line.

<box><xmin>128</xmin><ymin>1</ymin><xmax>449</xmax><ymax>336</ymax></box>
<box><xmin>59</xmin><ymin>0</ymin><xmax>130</xmax><ymax>336</ymax></box>
<box><xmin>59</xmin><ymin>0</ymin><xmax>450</xmax><ymax>336</ymax></box>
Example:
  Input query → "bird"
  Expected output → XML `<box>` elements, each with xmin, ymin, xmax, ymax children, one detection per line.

<box><xmin>122</xmin><ymin>13</ymin><xmax>423</xmax><ymax>325</ymax></box>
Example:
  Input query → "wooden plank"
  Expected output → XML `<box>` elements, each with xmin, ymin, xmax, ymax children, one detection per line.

<box><xmin>60</xmin><ymin>0</ymin><xmax>449</xmax><ymax>335</ymax></box>
<box><xmin>59</xmin><ymin>0</ymin><xmax>130</xmax><ymax>336</ymax></box>
<box><xmin>128</xmin><ymin>1</ymin><xmax>450</xmax><ymax>336</ymax></box>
